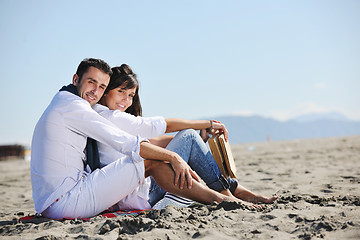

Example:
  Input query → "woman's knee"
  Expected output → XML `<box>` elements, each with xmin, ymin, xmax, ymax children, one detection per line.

<box><xmin>178</xmin><ymin>129</ymin><xmax>201</xmax><ymax>141</ymax></box>
<box><xmin>178</xmin><ymin>128</ymin><xmax>194</xmax><ymax>135</ymax></box>
<box><xmin>145</xmin><ymin>160</ymin><xmax>171</xmax><ymax>177</ymax></box>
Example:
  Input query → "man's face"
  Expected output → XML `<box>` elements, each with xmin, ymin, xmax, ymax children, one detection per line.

<box><xmin>73</xmin><ymin>66</ymin><xmax>110</xmax><ymax>106</ymax></box>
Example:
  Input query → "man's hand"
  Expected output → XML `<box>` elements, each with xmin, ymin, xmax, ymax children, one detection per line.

<box><xmin>139</xmin><ymin>141</ymin><xmax>200</xmax><ymax>189</ymax></box>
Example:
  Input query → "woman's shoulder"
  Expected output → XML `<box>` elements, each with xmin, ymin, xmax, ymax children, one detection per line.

<box><xmin>92</xmin><ymin>104</ymin><xmax>134</xmax><ymax>120</ymax></box>
<box><xmin>92</xmin><ymin>103</ymin><xmax>109</xmax><ymax>112</ymax></box>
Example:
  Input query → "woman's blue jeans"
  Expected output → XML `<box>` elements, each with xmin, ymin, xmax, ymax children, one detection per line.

<box><xmin>148</xmin><ymin>129</ymin><xmax>237</xmax><ymax>206</ymax></box>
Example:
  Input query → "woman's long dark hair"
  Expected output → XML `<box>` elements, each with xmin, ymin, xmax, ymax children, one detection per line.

<box><xmin>102</xmin><ymin>64</ymin><xmax>142</xmax><ymax>116</ymax></box>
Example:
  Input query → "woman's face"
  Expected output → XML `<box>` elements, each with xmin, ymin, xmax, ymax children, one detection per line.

<box><xmin>103</xmin><ymin>84</ymin><xmax>136</xmax><ymax>112</ymax></box>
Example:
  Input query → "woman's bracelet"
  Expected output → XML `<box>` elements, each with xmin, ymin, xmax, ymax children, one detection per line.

<box><xmin>205</xmin><ymin>120</ymin><xmax>214</xmax><ymax>133</ymax></box>
<box><xmin>209</xmin><ymin>120</ymin><xmax>214</xmax><ymax>130</ymax></box>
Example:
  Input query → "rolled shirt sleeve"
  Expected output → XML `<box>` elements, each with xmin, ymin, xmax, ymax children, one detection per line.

<box><xmin>93</xmin><ymin>104</ymin><xmax>167</xmax><ymax>139</ymax></box>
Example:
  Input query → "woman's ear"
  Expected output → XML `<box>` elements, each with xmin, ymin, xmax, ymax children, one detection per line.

<box><xmin>72</xmin><ymin>74</ymin><xmax>79</xmax><ymax>86</ymax></box>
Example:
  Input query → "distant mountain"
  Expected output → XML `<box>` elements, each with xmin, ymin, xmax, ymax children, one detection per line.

<box><xmin>212</xmin><ymin>114</ymin><xmax>360</xmax><ymax>144</ymax></box>
<box><xmin>292</xmin><ymin>112</ymin><xmax>350</xmax><ymax>123</ymax></box>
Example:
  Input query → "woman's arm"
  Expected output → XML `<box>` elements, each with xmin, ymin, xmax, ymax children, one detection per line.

<box><xmin>149</xmin><ymin>135</ymin><xmax>174</xmax><ymax>148</ymax></box>
<box><xmin>165</xmin><ymin>118</ymin><xmax>211</xmax><ymax>132</ymax></box>
<box><xmin>165</xmin><ymin>118</ymin><xmax>229</xmax><ymax>141</ymax></box>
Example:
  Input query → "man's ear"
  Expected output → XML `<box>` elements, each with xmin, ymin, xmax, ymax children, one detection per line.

<box><xmin>72</xmin><ymin>74</ymin><xmax>79</xmax><ymax>86</ymax></box>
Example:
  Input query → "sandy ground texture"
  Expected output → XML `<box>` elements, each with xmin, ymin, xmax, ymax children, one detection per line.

<box><xmin>0</xmin><ymin>136</ymin><xmax>359</xmax><ymax>240</ymax></box>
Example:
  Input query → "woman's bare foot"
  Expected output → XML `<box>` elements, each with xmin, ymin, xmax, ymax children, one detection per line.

<box><xmin>229</xmin><ymin>184</ymin><xmax>278</xmax><ymax>204</ymax></box>
<box><xmin>238</xmin><ymin>199</ymin><xmax>264</xmax><ymax>209</ymax></box>
<box><xmin>245</xmin><ymin>194</ymin><xmax>278</xmax><ymax>204</ymax></box>
<box><xmin>221</xmin><ymin>190</ymin><xmax>263</xmax><ymax>209</ymax></box>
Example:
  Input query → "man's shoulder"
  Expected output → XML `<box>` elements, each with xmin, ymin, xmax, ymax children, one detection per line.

<box><xmin>57</xmin><ymin>90</ymin><xmax>80</xmax><ymax>100</ymax></box>
<box><xmin>47</xmin><ymin>91</ymin><xmax>91</xmax><ymax>114</ymax></box>
<box><xmin>56</xmin><ymin>91</ymin><xmax>88</xmax><ymax>105</ymax></box>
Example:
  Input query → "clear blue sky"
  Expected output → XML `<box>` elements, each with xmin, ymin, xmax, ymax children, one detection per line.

<box><xmin>1</xmin><ymin>0</ymin><xmax>359</xmax><ymax>146</ymax></box>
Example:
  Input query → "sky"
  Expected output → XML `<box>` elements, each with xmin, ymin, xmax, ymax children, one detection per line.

<box><xmin>0</xmin><ymin>0</ymin><xmax>359</xmax><ymax>147</ymax></box>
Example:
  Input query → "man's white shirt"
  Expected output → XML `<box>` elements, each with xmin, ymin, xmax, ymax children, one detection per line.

<box><xmin>31</xmin><ymin>91</ymin><xmax>147</xmax><ymax>214</ymax></box>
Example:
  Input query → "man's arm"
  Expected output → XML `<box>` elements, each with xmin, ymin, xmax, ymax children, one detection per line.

<box><xmin>149</xmin><ymin>135</ymin><xmax>174</xmax><ymax>148</ymax></box>
<box><xmin>139</xmin><ymin>141</ymin><xmax>199</xmax><ymax>189</ymax></box>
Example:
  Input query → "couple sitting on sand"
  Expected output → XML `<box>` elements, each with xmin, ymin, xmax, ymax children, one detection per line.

<box><xmin>31</xmin><ymin>58</ymin><xmax>277</xmax><ymax>219</ymax></box>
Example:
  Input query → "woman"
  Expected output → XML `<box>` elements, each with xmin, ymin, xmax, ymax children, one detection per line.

<box><xmin>93</xmin><ymin>64</ymin><xmax>277</xmax><ymax>210</ymax></box>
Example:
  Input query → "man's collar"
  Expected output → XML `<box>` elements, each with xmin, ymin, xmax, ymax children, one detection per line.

<box><xmin>59</xmin><ymin>84</ymin><xmax>78</xmax><ymax>96</ymax></box>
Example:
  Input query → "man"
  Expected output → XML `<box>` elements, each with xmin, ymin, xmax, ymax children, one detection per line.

<box><xmin>31</xmin><ymin>58</ymin><xmax>235</xmax><ymax>219</ymax></box>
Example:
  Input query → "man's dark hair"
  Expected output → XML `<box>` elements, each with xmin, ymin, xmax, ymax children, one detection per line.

<box><xmin>76</xmin><ymin>58</ymin><xmax>112</xmax><ymax>81</ymax></box>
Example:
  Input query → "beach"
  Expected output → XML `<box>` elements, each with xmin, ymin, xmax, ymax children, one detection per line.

<box><xmin>0</xmin><ymin>135</ymin><xmax>359</xmax><ymax>239</ymax></box>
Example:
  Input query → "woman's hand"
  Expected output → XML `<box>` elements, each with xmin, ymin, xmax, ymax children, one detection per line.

<box><xmin>199</xmin><ymin>128</ymin><xmax>211</xmax><ymax>142</ymax></box>
<box><xmin>170</xmin><ymin>153</ymin><xmax>200</xmax><ymax>190</ymax></box>
<box><xmin>207</xmin><ymin>120</ymin><xmax>229</xmax><ymax>142</ymax></box>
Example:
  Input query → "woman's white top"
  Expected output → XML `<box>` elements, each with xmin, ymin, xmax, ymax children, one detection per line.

<box><xmin>92</xmin><ymin>104</ymin><xmax>166</xmax><ymax>139</ymax></box>
<box><xmin>93</xmin><ymin>104</ymin><xmax>166</xmax><ymax>165</ymax></box>
<box><xmin>92</xmin><ymin>104</ymin><xmax>167</xmax><ymax>210</ymax></box>
<box><xmin>31</xmin><ymin>91</ymin><xmax>147</xmax><ymax>214</ymax></box>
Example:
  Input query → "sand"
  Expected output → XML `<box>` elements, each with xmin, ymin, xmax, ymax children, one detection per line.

<box><xmin>1</xmin><ymin>136</ymin><xmax>359</xmax><ymax>239</ymax></box>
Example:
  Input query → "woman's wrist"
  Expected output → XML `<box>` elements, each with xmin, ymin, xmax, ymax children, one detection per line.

<box><xmin>205</xmin><ymin>120</ymin><xmax>214</xmax><ymax>133</ymax></box>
